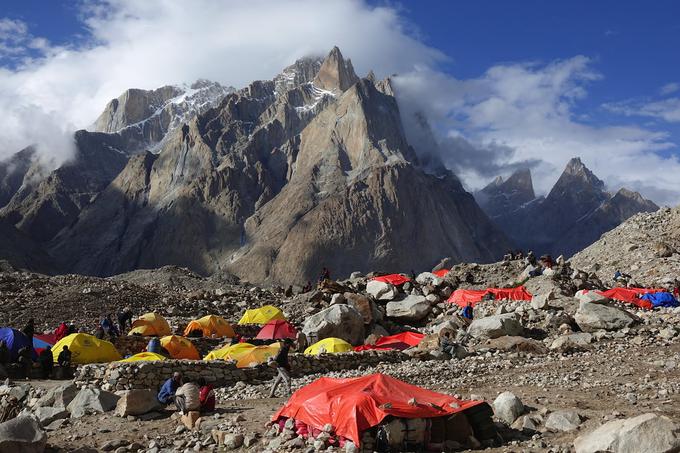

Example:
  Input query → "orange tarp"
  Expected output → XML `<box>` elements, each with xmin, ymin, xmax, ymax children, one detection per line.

<box><xmin>432</xmin><ymin>269</ymin><xmax>449</xmax><ymax>278</ymax></box>
<box><xmin>447</xmin><ymin>286</ymin><xmax>532</xmax><ymax>307</ymax></box>
<box><xmin>354</xmin><ymin>331</ymin><xmax>425</xmax><ymax>352</ymax></box>
<box><xmin>273</xmin><ymin>373</ymin><xmax>485</xmax><ymax>446</ymax></box>
<box><xmin>372</xmin><ymin>274</ymin><xmax>411</xmax><ymax>286</ymax></box>
<box><xmin>595</xmin><ymin>287</ymin><xmax>665</xmax><ymax>310</ymax></box>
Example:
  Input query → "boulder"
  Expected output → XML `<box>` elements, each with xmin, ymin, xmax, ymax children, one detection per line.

<box><xmin>36</xmin><ymin>383</ymin><xmax>78</xmax><ymax>409</ymax></box>
<box><xmin>574</xmin><ymin>413</ymin><xmax>680</xmax><ymax>453</ymax></box>
<box><xmin>366</xmin><ymin>280</ymin><xmax>397</xmax><ymax>301</ymax></box>
<box><xmin>468</xmin><ymin>313</ymin><xmax>523</xmax><ymax>339</ymax></box>
<box><xmin>67</xmin><ymin>388</ymin><xmax>120</xmax><ymax>418</ymax></box>
<box><xmin>493</xmin><ymin>391</ymin><xmax>524</xmax><ymax>425</ymax></box>
<box><xmin>531</xmin><ymin>292</ymin><xmax>554</xmax><ymax>309</ymax></box>
<box><xmin>483</xmin><ymin>336</ymin><xmax>548</xmax><ymax>354</ymax></box>
<box><xmin>33</xmin><ymin>406</ymin><xmax>69</xmax><ymax>427</ymax></box>
<box><xmin>575</xmin><ymin>290</ymin><xmax>609</xmax><ymax>304</ymax></box>
<box><xmin>114</xmin><ymin>390</ymin><xmax>161</xmax><ymax>417</ymax></box>
<box><xmin>330</xmin><ymin>293</ymin><xmax>345</xmax><ymax>306</ymax></box>
<box><xmin>415</xmin><ymin>272</ymin><xmax>443</xmax><ymax>287</ymax></box>
<box><xmin>545</xmin><ymin>409</ymin><xmax>582</xmax><ymax>432</ymax></box>
<box><xmin>550</xmin><ymin>333</ymin><xmax>593</xmax><ymax>352</ymax></box>
<box><xmin>0</xmin><ymin>415</ymin><xmax>47</xmax><ymax>453</ymax></box>
<box><xmin>302</xmin><ymin>304</ymin><xmax>365</xmax><ymax>345</ymax></box>
<box><xmin>344</xmin><ymin>293</ymin><xmax>382</xmax><ymax>324</ymax></box>
<box><xmin>181</xmin><ymin>411</ymin><xmax>200</xmax><ymax>430</ymax></box>
<box><xmin>385</xmin><ymin>295</ymin><xmax>431</xmax><ymax>322</ymax></box>
<box><xmin>574</xmin><ymin>301</ymin><xmax>638</xmax><ymax>332</ymax></box>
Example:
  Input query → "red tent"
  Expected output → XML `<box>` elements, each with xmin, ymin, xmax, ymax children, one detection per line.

<box><xmin>432</xmin><ymin>269</ymin><xmax>449</xmax><ymax>278</ymax></box>
<box><xmin>447</xmin><ymin>286</ymin><xmax>532</xmax><ymax>307</ymax></box>
<box><xmin>256</xmin><ymin>320</ymin><xmax>298</xmax><ymax>340</ymax></box>
<box><xmin>273</xmin><ymin>373</ymin><xmax>485</xmax><ymax>446</ymax></box>
<box><xmin>354</xmin><ymin>331</ymin><xmax>425</xmax><ymax>352</ymax></box>
<box><xmin>372</xmin><ymin>274</ymin><xmax>411</xmax><ymax>286</ymax></box>
<box><xmin>595</xmin><ymin>287</ymin><xmax>666</xmax><ymax>310</ymax></box>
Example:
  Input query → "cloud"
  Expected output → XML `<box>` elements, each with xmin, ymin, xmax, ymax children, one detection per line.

<box><xmin>604</xmin><ymin>97</ymin><xmax>680</xmax><ymax>123</ymax></box>
<box><xmin>393</xmin><ymin>58</ymin><xmax>679</xmax><ymax>205</ymax></box>
<box><xmin>0</xmin><ymin>0</ymin><xmax>443</xmax><ymax>164</ymax></box>
<box><xmin>660</xmin><ymin>82</ymin><xmax>679</xmax><ymax>95</ymax></box>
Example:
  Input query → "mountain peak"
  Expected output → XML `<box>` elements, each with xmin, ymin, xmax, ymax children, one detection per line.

<box><xmin>313</xmin><ymin>46</ymin><xmax>359</xmax><ymax>93</ymax></box>
<box><xmin>552</xmin><ymin>157</ymin><xmax>605</xmax><ymax>193</ymax></box>
<box><xmin>504</xmin><ymin>168</ymin><xmax>535</xmax><ymax>198</ymax></box>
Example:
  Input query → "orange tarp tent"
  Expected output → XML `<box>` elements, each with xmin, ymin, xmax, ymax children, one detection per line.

<box><xmin>183</xmin><ymin>315</ymin><xmax>235</xmax><ymax>338</ymax></box>
<box><xmin>273</xmin><ymin>373</ymin><xmax>486</xmax><ymax>446</ymax></box>
<box><xmin>447</xmin><ymin>286</ymin><xmax>532</xmax><ymax>307</ymax></box>
<box><xmin>594</xmin><ymin>287</ymin><xmax>666</xmax><ymax>310</ymax></box>
<box><xmin>432</xmin><ymin>269</ymin><xmax>449</xmax><ymax>278</ymax></box>
<box><xmin>372</xmin><ymin>274</ymin><xmax>411</xmax><ymax>286</ymax></box>
<box><xmin>354</xmin><ymin>331</ymin><xmax>425</xmax><ymax>352</ymax></box>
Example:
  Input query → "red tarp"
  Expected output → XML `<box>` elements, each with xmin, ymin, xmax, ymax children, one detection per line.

<box><xmin>256</xmin><ymin>320</ymin><xmax>298</xmax><ymax>340</ymax></box>
<box><xmin>595</xmin><ymin>287</ymin><xmax>666</xmax><ymax>310</ymax></box>
<box><xmin>353</xmin><ymin>331</ymin><xmax>425</xmax><ymax>352</ymax></box>
<box><xmin>447</xmin><ymin>286</ymin><xmax>533</xmax><ymax>307</ymax></box>
<box><xmin>372</xmin><ymin>274</ymin><xmax>411</xmax><ymax>286</ymax></box>
<box><xmin>272</xmin><ymin>373</ymin><xmax>484</xmax><ymax>446</ymax></box>
<box><xmin>432</xmin><ymin>269</ymin><xmax>449</xmax><ymax>278</ymax></box>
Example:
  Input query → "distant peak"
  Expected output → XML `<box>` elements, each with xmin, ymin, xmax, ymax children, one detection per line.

<box><xmin>313</xmin><ymin>46</ymin><xmax>359</xmax><ymax>93</ymax></box>
<box><xmin>557</xmin><ymin>157</ymin><xmax>604</xmax><ymax>189</ymax></box>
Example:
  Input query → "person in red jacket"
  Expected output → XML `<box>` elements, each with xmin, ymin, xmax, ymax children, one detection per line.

<box><xmin>197</xmin><ymin>377</ymin><xmax>215</xmax><ymax>413</ymax></box>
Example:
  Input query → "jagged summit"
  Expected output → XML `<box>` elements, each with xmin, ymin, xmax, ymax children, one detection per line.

<box><xmin>476</xmin><ymin>168</ymin><xmax>536</xmax><ymax>220</ymax></box>
<box><xmin>313</xmin><ymin>46</ymin><xmax>360</xmax><ymax>93</ymax></box>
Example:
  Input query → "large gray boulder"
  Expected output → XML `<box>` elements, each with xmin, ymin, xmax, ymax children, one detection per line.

<box><xmin>575</xmin><ymin>289</ymin><xmax>609</xmax><ymax>304</ymax></box>
<box><xmin>545</xmin><ymin>409</ymin><xmax>582</xmax><ymax>432</ymax></box>
<box><xmin>493</xmin><ymin>391</ymin><xmax>524</xmax><ymax>424</ymax></box>
<box><xmin>415</xmin><ymin>272</ymin><xmax>443</xmax><ymax>287</ymax></box>
<box><xmin>67</xmin><ymin>388</ymin><xmax>120</xmax><ymax>418</ymax></box>
<box><xmin>344</xmin><ymin>293</ymin><xmax>382</xmax><ymax>325</ymax></box>
<box><xmin>35</xmin><ymin>383</ymin><xmax>78</xmax><ymax>409</ymax></box>
<box><xmin>550</xmin><ymin>333</ymin><xmax>593</xmax><ymax>352</ymax></box>
<box><xmin>0</xmin><ymin>415</ymin><xmax>47</xmax><ymax>453</ymax></box>
<box><xmin>574</xmin><ymin>300</ymin><xmax>638</xmax><ymax>332</ymax></box>
<box><xmin>386</xmin><ymin>295</ymin><xmax>431</xmax><ymax>322</ymax></box>
<box><xmin>33</xmin><ymin>407</ymin><xmax>69</xmax><ymax>427</ymax></box>
<box><xmin>468</xmin><ymin>313</ymin><xmax>523</xmax><ymax>339</ymax></box>
<box><xmin>574</xmin><ymin>413</ymin><xmax>680</xmax><ymax>453</ymax></box>
<box><xmin>302</xmin><ymin>304</ymin><xmax>365</xmax><ymax>345</ymax></box>
<box><xmin>366</xmin><ymin>280</ymin><xmax>398</xmax><ymax>301</ymax></box>
<box><xmin>114</xmin><ymin>390</ymin><xmax>162</xmax><ymax>417</ymax></box>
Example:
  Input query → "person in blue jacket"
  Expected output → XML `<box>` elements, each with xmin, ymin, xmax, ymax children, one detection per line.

<box><xmin>158</xmin><ymin>371</ymin><xmax>183</xmax><ymax>405</ymax></box>
<box><xmin>147</xmin><ymin>337</ymin><xmax>161</xmax><ymax>354</ymax></box>
<box><xmin>461</xmin><ymin>302</ymin><xmax>474</xmax><ymax>321</ymax></box>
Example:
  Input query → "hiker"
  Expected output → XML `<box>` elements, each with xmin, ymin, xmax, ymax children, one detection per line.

<box><xmin>542</xmin><ymin>255</ymin><xmax>553</xmax><ymax>269</ymax></box>
<box><xmin>22</xmin><ymin>318</ymin><xmax>35</xmax><ymax>345</ymax></box>
<box><xmin>54</xmin><ymin>322</ymin><xmax>69</xmax><ymax>341</ymax></box>
<box><xmin>269</xmin><ymin>338</ymin><xmax>293</xmax><ymax>398</ymax></box>
<box><xmin>301</xmin><ymin>281</ymin><xmax>312</xmax><ymax>293</ymax></box>
<box><xmin>318</xmin><ymin>267</ymin><xmax>330</xmax><ymax>283</ymax></box>
<box><xmin>17</xmin><ymin>346</ymin><xmax>32</xmax><ymax>379</ymax></box>
<box><xmin>296</xmin><ymin>331</ymin><xmax>307</xmax><ymax>354</ymax></box>
<box><xmin>158</xmin><ymin>371</ymin><xmax>183</xmax><ymax>405</ymax></box>
<box><xmin>174</xmin><ymin>379</ymin><xmax>200</xmax><ymax>415</ymax></box>
<box><xmin>526</xmin><ymin>251</ymin><xmax>537</xmax><ymax>266</ymax></box>
<box><xmin>57</xmin><ymin>345</ymin><xmax>72</xmax><ymax>367</ymax></box>
<box><xmin>197</xmin><ymin>377</ymin><xmax>215</xmax><ymax>413</ymax></box>
<box><xmin>38</xmin><ymin>346</ymin><xmax>53</xmax><ymax>379</ymax></box>
<box><xmin>461</xmin><ymin>302</ymin><xmax>474</xmax><ymax>321</ymax></box>
<box><xmin>100</xmin><ymin>314</ymin><xmax>119</xmax><ymax>339</ymax></box>
<box><xmin>147</xmin><ymin>337</ymin><xmax>161</xmax><ymax>354</ymax></box>
<box><xmin>439</xmin><ymin>331</ymin><xmax>457</xmax><ymax>356</ymax></box>
<box><xmin>117</xmin><ymin>308</ymin><xmax>134</xmax><ymax>334</ymax></box>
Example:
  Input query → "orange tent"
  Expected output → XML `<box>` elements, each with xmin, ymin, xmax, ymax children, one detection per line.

<box><xmin>355</xmin><ymin>331</ymin><xmax>425</xmax><ymax>351</ymax></box>
<box><xmin>273</xmin><ymin>373</ymin><xmax>486</xmax><ymax>446</ymax></box>
<box><xmin>183</xmin><ymin>315</ymin><xmax>235</xmax><ymax>338</ymax></box>
<box><xmin>447</xmin><ymin>286</ymin><xmax>532</xmax><ymax>307</ymax></box>
<box><xmin>372</xmin><ymin>274</ymin><xmax>411</xmax><ymax>286</ymax></box>
<box><xmin>160</xmin><ymin>335</ymin><xmax>200</xmax><ymax>360</ymax></box>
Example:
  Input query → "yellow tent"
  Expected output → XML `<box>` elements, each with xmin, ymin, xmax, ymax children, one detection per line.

<box><xmin>304</xmin><ymin>338</ymin><xmax>352</xmax><ymax>355</ymax></box>
<box><xmin>204</xmin><ymin>343</ymin><xmax>255</xmax><ymax>361</ymax></box>
<box><xmin>234</xmin><ymin>343</ymin><xmax>280</xmax><ymax>368</ymax></box>
<box><xmin>128</xmin><ymin>313</ymin><xmax>172</xmax><ymax>337</ymax></box>
<box><xmin>183</xmin><ymin>315</ymin><xmax>235</xmax><ymax>338</ymax></box>
<box><xmin>160</xmin><ymin>335</ymin><xmax>200</xmax><ymax>360</ymax></box>
<box><xmin>51</xmin><ymin>333</ymin><xmax>122</xmax><ymax>364</ymax></box>
<box><xmin>238</xmin><ymin>305</ymin><xmax>286</xmax><ymax>325</ymax></box>
<box><xmin>119</xmin><ymin>352</ymin><xmax>167</xmax><ymax>362</ymax></box>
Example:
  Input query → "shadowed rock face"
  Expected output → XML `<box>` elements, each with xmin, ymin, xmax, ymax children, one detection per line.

<box><xmin>43</xmin><ymin>47</ymin><xmax>510</xmax><ymax>284</ymax></box>
<box><xmin>476</xmin><ymin>158</ymin><xmax>659</xmax><ymax>257</ymax></box>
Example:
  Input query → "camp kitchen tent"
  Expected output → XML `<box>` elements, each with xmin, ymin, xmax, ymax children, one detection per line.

<box><xmin>447</xmin><ymin>286</ymin><xmax>532</xmax><ymax>307</ymax></box>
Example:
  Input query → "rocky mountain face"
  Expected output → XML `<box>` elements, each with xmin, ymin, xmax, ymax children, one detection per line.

<box><xmin>36</xmin><ymin>47</ymin><xmax>510</xmax><ymax>284</ymax></box>
<box><xmin>476</xmin><ymin>158</ymin><xmax>658</xmax><ymax>258</ymax></box>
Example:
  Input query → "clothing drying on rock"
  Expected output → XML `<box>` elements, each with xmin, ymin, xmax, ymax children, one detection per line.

<box><xmin>640</xmin><ymin>291</ymin><xmax>679</xmax><ymax>308</ymax></box>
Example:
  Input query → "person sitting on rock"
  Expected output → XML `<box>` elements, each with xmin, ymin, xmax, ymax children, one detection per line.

<box><xmin>269</xmin><ymin>338</ymin><xmax>293</xmax><ymax>398</ymax></box>
<box><xmin>158</xmin><ymin>371</ymin><xmax>183</xmax><ymax>406</ymax></box>
<box><xmin>439</xmin><ymin>331</ymin><xmax>457</xmax><ymax>356</ymax></box>
<box><xmin>16</xmin><ymin>346</ymin><xmax>33</xmax><ymax>379</ymax></box>
<box><xmin>147</xmin><ymin>337</ymin><xmax>161</xmax><ymax>354</ymax></box>
<box><xmin>57</xmin><ymin>345</ymin><xmax>72</xmax><ymax>368</ymax></box>
<box><xmin>174</xmin><ymin>378</ymin><xmax>200</xmax><ymax>415</ymax></box>
<box><xmin>117</xmin><ymin>308</ymin><xmax>134</xmax><ymax>334</ymax></box>
<box><xmin>38</xmin><ymin>346</ymin><xmax>53</xmax><ymax>379</ymax></box>
<box><xmin>318</xmin><ymin>267</ymin><xmax>331</xmax><ymax>283</ymax></box>
<box><xmin>197</xmin><ymin>377</ymin><xmax>215</xmax><ymax>413</ymax></box>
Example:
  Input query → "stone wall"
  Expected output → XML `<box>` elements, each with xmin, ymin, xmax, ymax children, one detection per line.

<box><xmin>74</xmin><ymin>350</ymin><xmax>408</xmax><ymax>391</ymax></box>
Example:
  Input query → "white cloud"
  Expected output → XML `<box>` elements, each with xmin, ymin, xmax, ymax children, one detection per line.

<box><xmin>0</xmin><ymin>0</ymin><xmax>443</xmax><ymax>163</ymax></box>
<box><xmin>660</xmin><ymin>82</ymin><xmax>679</xmax><ymax>95</ymax></box>
<box><xmin>604</xmin><ymin>97</ymin><xmax>680</xmax><ymax>123</ymax></box>
<box><xmin>393</xmin><ymin>58</ymin><xmax>680</xmax><ymax>205</ymax></box>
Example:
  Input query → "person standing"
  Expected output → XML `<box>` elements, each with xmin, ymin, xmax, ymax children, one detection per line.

<box><xmin>22</xmin><ymin>319</ymin><xmax>35</xmax><ymax>345</ymax></box>
<box><xmin>269</xmin><ymin>339</ymin><xmax>293</xmax><ymax>398</ymax></box>
<box><xmin>38</xmin><ymin>347</ymin><xmax>53</xmax><ymax>379</ymax></box>
<box><xmin>117</xmin><ymin>308</ymin><xmax>134</xmax><ymax>334</ymax></box>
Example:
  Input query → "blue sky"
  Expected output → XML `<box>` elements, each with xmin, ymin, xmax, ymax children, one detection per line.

<box><xmin>1</xmin><ymin>0</ymin><xmax>679</xmax><ymax>203</ymax></box>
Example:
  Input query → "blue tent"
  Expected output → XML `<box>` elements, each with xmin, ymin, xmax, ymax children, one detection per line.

<box><xmin>640</xmin><ymin>292</ymin><xmax>680</xmax><ymax>308</ymax></box>
<box><xmin>0</xmin><ymin>328</ymin><xmax>33</xmax><ymax>361</ymax></box>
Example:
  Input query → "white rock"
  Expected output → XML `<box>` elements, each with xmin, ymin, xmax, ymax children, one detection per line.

<box><xmin>493</xmin><ymin>391</ymin><xmax>524</xmax><ymax>424</ymax></box>
<box><xmin>574</xmin><ymin>413</ymin><xmax>680</xmax><ymax>453</ymax></box>
<box><xmin>366</xmin><ymin>281</ymin><xmax>398</xmax><ymax>301</ymax></box>
<box><xmin>468</xmin><ymin>313</ymin><xmax>523</xmax><ymax>339</ymax></box>
<box><xmin>0</xmin><ymin>415</ymin><xmax>47</xmax><ymax>453</ymax></box>
<box><xmin>386</xmin><ymin>295</ymin><xmax>431</xmax><ymax>322</ymax></box>
<box><xmin>575</xmin><ymin>300</ymin><xmax>638</xmax><ymax>332</ymax></box>
<box><xmin>545</xmin><ymin>409</ymin><xmax>582</xmax><ymax>432</ymax></box>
